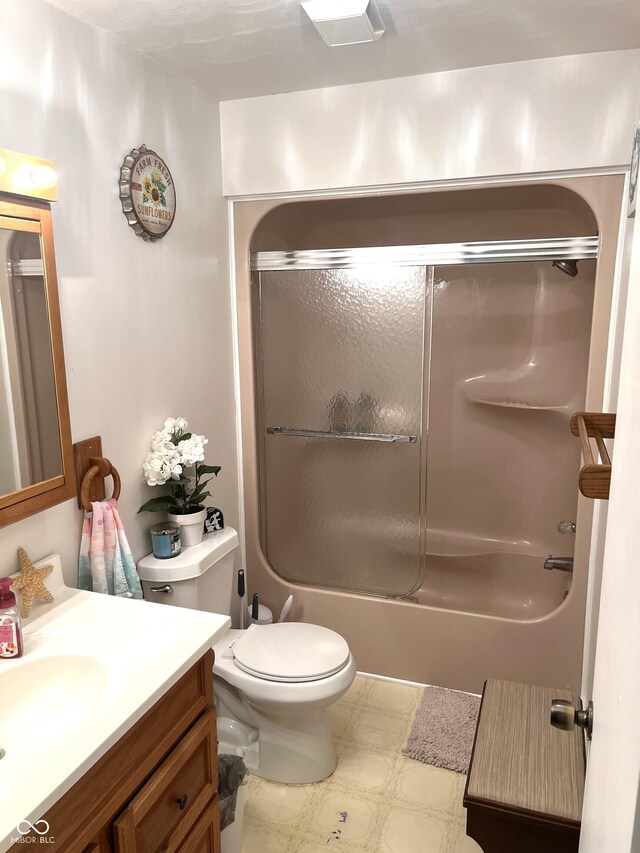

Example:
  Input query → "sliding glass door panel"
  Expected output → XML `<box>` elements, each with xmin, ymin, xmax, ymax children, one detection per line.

<box><xmin>256</xmin><ymin>266</ymin><xmax>429</xmax><ymax>597</ymax></box>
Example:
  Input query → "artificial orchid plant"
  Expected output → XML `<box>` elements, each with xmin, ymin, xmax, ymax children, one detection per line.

<box><xmin>138</xmin><ymin>417</ymin><xmax>220</xmax><ymax>515</ymax></box>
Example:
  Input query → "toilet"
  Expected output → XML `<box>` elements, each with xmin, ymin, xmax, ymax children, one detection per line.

<box><xmin>138</xmin><ymin>528</ymin><xmax>356</xmax><ymax>784</ymax></box>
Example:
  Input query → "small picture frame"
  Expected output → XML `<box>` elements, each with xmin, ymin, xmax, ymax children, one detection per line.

<box><xmin>204</xmin><ymin>507</ymin><xmax>224</xmax><ymax>533</ymax></box>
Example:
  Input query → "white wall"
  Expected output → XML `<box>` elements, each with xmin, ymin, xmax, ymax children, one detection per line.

<box><xmin>220</xmin><ymin>50</ymin><xmax>640</xmax><ymax>196</ymax></box>
<box><xmin>0</xmin><ymin>0</ymin><xmax>236</xmax><ymax>585</ymax></box>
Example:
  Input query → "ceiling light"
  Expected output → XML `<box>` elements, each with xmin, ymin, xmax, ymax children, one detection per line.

<box><xmin>301</xmin><ymin>0</ymin><xmax>385</xmax><ymax>47</ymax></box>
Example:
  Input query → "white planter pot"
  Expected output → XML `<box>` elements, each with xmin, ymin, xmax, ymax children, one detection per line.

<box><xmin>167</xmin><ymin>508</ymin><xmax>206</xmax><ymax>548</ymax></box>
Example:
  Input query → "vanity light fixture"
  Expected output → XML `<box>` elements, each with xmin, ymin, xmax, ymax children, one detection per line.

<box><xmin>301</xmin><ymin>0</ymin><xmax>386</xmax><ymax>46</ymax></box>
<box><xmin>28</xmin><ymin>165</ymin><xmax>57</xmax><ymax>191</ymax></box>
<box><xmin>0</xmin><ymin>147</ymin><xmax>58</xmax><ymax>202</ymax></box>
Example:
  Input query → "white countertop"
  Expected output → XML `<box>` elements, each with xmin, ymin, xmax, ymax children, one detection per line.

<box><xmin>0</xmin><ymin>554</ymin><xmax>230</xmax><ymax>852</ymax></box>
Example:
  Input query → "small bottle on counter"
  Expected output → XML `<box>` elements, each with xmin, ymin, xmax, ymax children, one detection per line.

<box><xmin>0</xmin><ymin>577</ymin><xmax>23</xmax><ymax>659</ymax></box>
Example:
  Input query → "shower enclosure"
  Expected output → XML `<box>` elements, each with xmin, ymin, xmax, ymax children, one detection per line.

<box><xmin>235</xmin><ymin>179</ymin><xmax>624</xmax><ymax>692</ymax></box>
<box><xmin>252</xmin><ymin>240</ymin><xmax>596</xmax><ymax>619</ymax></box>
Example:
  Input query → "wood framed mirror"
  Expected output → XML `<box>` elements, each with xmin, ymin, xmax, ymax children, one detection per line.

<box><xmin>0</xmin><ymin>194</ymin><xmax>75</xmax><ymax>526</ymax></box>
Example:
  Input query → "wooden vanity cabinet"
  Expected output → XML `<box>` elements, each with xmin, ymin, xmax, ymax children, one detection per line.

<box><xmin>10</xmin><ymin>650</ymin><xmax>221</xmax><ymax>853</ymax></box>
<box><xmin>114</xmin><ymin>710</ymin><xmax>218</xmax><ymax>852</ymax></box>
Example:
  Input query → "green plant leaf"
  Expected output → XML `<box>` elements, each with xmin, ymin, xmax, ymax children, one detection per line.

<box><xmin>138</xmin><ymin>496</ymin><xmax>180</xmax><ymax>514</ymax></box>
<box><xmin>198</xmin><ymin>464</ymin><xmax>221</xmax><ymax>476</ymax></box>
<box><xmin>190</xmin><ymin>485</ymin><xmax>211</xmax><ymax>500</ymax></box>
<box><xmin>189</xmin><ymin>490</ymin><xmax>211</xmax><ymax>505</ymax></box>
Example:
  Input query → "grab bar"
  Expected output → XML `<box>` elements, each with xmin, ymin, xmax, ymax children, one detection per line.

<box><xmin>266</xmin><ymin>427</ymin><xmax>417</xmax><ymax>443</ymax></box>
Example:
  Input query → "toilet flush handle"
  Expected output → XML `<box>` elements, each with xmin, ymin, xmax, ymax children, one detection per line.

<box><xmin>150</xmin><ymin>584</ymin><xmax>173</xmax><ymax>594</ymax></box>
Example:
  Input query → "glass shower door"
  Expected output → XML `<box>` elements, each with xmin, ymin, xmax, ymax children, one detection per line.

<box><xmin>255</xmin><ymin>265</ymin><xmax>430</xmax><ymax>597</ymax></box>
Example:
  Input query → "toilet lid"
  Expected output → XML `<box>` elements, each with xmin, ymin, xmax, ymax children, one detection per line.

<box><xmin>232</xmin><ymin>622</ymin><xmax>350</xmax><ymax>683</ymax></box>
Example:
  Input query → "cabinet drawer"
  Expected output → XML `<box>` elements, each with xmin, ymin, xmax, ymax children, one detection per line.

<box><xmin>177</xmin><ymin>800</ymin><xmax>221</xmax><ymax>853</ymax></box>
<box><xmin>114</xmin><ymin>710</ymin><xmax>217</xmax><ymax>853</ymax></box>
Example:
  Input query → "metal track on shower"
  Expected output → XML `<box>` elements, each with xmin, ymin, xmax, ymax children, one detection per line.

<box><xmin>251</xmin><ymin>235</ymin><xmax>599</xmax><ymax>271</ymax></box>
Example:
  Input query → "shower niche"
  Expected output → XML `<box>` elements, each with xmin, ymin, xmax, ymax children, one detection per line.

<box><xmin>249</xmin><ymin>185</ymin><xmax>599</xmax><ymax>622</ymax></box>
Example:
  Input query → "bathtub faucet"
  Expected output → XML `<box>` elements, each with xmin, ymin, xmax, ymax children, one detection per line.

<box><xmin>544</xmin><ymin>556</ymin><xmax>574</xmax><ymax>573</ymax></box>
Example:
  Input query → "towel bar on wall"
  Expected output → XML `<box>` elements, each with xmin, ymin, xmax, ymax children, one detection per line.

<box><xmin>570</xmin><ymin>412</ymin><xmax>615</xmax><ymax>500</ymax></box>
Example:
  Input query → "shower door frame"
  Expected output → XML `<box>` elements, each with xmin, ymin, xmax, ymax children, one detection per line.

<box><xmin>251</xmin><ymin>235</ymin><xmax>599</xmax><ymax>600</ymax></box>
<box><xmin>252</xmin><ymin>264</ymin><xmax>433</xmax><ymax>599</ymax></box>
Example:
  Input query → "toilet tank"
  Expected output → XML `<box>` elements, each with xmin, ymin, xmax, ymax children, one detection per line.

<box><xmin>138</xmin><ymin>527</ymin><xmax>239</xmax><ymax>616</ymax></box>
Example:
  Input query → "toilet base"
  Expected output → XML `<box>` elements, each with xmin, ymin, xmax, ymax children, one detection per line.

<box><xmin>251</xmin><ymin>705</ymin><xmax>337</xmax><ymax>784</ymax></box>
<box><xmin>215</xmin><ymin>678</ymin><xmax>339</xmax><ymax>784</ymax></box>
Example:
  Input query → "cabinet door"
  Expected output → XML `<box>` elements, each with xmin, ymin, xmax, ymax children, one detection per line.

<box><xmin>177</xmin><ymin>800</ymin><xmax>221</xmax><ymax>853</ymax></box>
<box><xmin>114</xmin><ymin>710</ymin><xmax>217</xmax><ymax>853</ymax></box>
<box><xmin>81</xmin><ymin>842</ymin><xmax>105</xmax><ymax>853</ymax></box>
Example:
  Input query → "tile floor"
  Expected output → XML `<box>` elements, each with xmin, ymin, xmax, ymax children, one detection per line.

<box><xmin>241</xmin><ymin>674</ymin><xmax>483</xmax><ymax>853</ymax></box>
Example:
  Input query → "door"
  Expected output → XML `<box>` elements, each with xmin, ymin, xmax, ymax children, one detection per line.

<box><xmin>579</xmin><ymin>206</ymin><xmax>640</xmax><ymax>848</ymax></box>
<box><xmin>255</xmin><ymin>264</ymin><xmax>430</xmax><ymax>598</ymax></box>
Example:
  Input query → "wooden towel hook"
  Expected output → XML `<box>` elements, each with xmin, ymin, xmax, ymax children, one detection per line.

<box><xmin>73</xmin><ymin>436</ymin><xmax>122</xmax><ymax>511</ymax></box>
<box><xmin>80</xmin><ymin>457</ymin><xmax>121</xmax><ymax>512</ymax></box>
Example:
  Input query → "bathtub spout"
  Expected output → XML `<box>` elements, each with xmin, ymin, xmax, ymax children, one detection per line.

<box><xmin>544</xmin><ymin>556</ymin><xmax>574</xmax><ymax>573</ymax></box>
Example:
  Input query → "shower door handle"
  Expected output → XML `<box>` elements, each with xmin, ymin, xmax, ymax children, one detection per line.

<box><xmin>267</xmin><ymin>427</ymin><xmax>417</xmax><ymax>443</ymax></box>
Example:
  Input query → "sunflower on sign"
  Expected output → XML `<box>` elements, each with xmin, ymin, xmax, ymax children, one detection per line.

<box><xmin>142</xmin><ymin>171</ymin><xmax>167</xmax><ymax>208</ymax></box>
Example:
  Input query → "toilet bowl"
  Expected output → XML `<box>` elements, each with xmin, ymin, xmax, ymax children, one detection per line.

<box><xmin>138</xmin><ymin>528</ymin><xmax>356</xmax><ymax>784</ymax></box>
<box><xmin>214</xmin><ymin>625</ymin><xmax>356</xmax><ymax>783</ymax></box>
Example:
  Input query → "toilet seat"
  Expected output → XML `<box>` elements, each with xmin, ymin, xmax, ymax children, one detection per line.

<box><xmin>232</xmin><ymin>622</ymin><xmax>350</xmax><ymax>683</ymax></box>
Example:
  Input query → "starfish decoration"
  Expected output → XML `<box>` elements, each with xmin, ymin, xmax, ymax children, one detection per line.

<box><xmin>11</xmin><ymin>547</ymin><xmax>54</xmax><ymax>618</ymax></box>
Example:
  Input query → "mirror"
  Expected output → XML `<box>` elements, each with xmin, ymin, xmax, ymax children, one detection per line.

<box><xmin>0</xmin><ymin>195</ymin><xmax>74</xmax><ymax>525</ymax></box>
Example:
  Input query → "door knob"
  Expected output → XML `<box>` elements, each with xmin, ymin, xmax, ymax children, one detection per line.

<box><xmin>550</xmin><ymin>698</ymin><xmax>593</xmax><ymax>740</ymax></box>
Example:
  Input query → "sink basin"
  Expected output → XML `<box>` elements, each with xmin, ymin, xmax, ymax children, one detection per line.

<box><xmin>0</xmin><ymin>655</ymin><xmax>107</xmax><ymax>763</ymax></box>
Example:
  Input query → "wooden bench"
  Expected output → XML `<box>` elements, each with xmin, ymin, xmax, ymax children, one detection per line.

<box><xmin>464</xmin><ymin>679</ymin><xmax>585</xmax><ymax>853</ymax></box>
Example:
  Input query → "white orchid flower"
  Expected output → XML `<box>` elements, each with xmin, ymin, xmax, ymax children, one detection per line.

<box><xmin>140</xmin><ymin>419</ymin><xmax>219</xmax><ymax>515</ymax></box>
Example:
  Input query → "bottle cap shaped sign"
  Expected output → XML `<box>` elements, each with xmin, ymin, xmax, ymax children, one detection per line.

<box><xmin>119</xmin><ymin>145</ymin><xmax>176</xmax><ymax>242</ymax></box>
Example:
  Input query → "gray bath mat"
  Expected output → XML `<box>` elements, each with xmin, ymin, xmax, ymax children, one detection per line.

<box><xmin>404</xmin><ymin>686</ymin><xmax>481</xmax><ymax>774</ymax></box>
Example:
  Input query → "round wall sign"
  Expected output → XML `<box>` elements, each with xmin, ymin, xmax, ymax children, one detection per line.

<box><xmin>119</xmin><ymin>145</ymin><xmax>176</xmax><ymax>241</ymax></box>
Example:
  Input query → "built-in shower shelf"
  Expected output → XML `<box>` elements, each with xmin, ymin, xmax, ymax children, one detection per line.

<box><xmin>571</xmin><ymin>412</ymin><xmax>615</xmax><ymax>499</ymax></box>
<box><xmin>465</xmin><ymin>393</ymin><xmax>568</xmax><ymax>411</ymax></box>
<box><xmin>460</xmin><ymin>377</ymin><xmax>570</xmax><ymax>411</ymax></box>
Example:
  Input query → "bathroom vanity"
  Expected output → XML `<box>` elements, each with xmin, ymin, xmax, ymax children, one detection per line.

<box><xmin>22</xmin><ymin>651</ymin><xmax>219</xmax><ymax>853</ymax></box>
<box><xmin>0</xmin><ymin>556</ymin><xmax>230</xmax><ymax>853</ymax></box>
